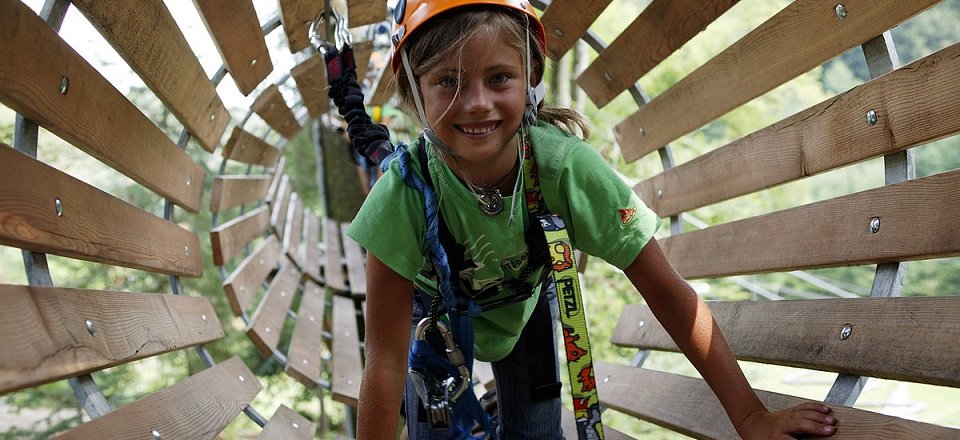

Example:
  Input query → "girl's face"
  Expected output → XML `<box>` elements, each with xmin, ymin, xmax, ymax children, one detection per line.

<box><xmin>418</xmin><ymin>29</ymin><xmax>527</xmax><ymax>171</ymax></box>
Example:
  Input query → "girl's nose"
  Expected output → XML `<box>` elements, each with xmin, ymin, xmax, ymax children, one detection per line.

<box><xmin>462</xmin><ymin>85</ymin><xmax>492</xmax><ymax>114</ymax></box>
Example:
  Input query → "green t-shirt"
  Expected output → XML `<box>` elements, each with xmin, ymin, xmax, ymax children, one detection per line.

<box><xmin>347</xmin><ymin>122</ymin><xmax>661</xmax><ymax>361</ymax></box>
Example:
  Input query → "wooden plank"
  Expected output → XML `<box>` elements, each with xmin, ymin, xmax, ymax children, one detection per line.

<box><xmin>210</xmin><ymin>174</ymin><xmax>272</xmax><ymax>213</ymax></box>
<box><xmin>223</xmin><ymin>235</ymin><xmax>283</xmax><ymax>316</ymax></box>
<box><xmin>71</xmin><ymin>0</ymin><xmax>229</xmax><ymax>152</ymax></box>
<box><xmin>54</xmin><ymin>356</ymin><xmax>261</xmax><ymax>440</ymax></box>
<box><xmin>271</xmin><ymin>176</ymin><xmax>293</xmax><ymax>240</ymax></box>
<box><xmin>615</xmin><ymin>0</ymin><xmax>942</xmax><ymax>163</ymax></box>
<box><xmin>613</xmin><ymin>297</ymin><xmax>960</xmax><ymax>388</ymax></box>
<box><xmin>210</xmin><ymin>205</ymin><xmax>271</xmax><ymax>266</ymax></box>
<box><xmin>193</xmin><ymin>0</ymin><xmax>273</xmax><ymax>96</ymax></box>
<box><xmin>353</xmin><ymin>40</ymin><xmax>375</xmax><ymax>85</ymax></box>
<box><xmin>578</xmin><ymin>0</ymin><xmax>738</xmax><ymax>108</ymax></box>
<box><xmin>347</xmin><ymin>0</ymin><xmax>387</xmax><ymax>28</ymax></box>
<box><xmin>0</xmin><ymin>0</ymin><xmax>205</xmax><ymax>212</ymax></box>
<box><xmin>301</xmin><ymin>211</ymin><xmax>321</xmax><ymax>282</ymax></box>
<box><xmin>661</xmin><ymin>169</ymin><xmax>960</xmax><ymax>279</ymax></box>
<box><xmin>252</xmin><ymin>84</ymin><xmax>302</xmax><ymax>139</ymax></box>
<box><xmin>331</xmin><ymin>294</ymin><xmax>363</xmax><ymax>406</ymax></box>
<box><xmin>596</xmin><ymin>362</ymin><xmax>960</xmax><ymax>440</ymax></box>
<box><xmin>278</xmin><ymin>0</ymin><xmax>324</xmax><ymax>53</ymax></box>
<box><xmin>284</xmin><ymin>194</ymin><xmax>305</xmax><ymax>266</ymax></box>
<box><xmin>368</xmin><ymin>59</ymin><xmax>396</xmax><ymax>106</ymax></box>
<box><xmin>247</xmin><ymin>258</ymin><xmax>301</xmax><ymax>358</ymax></box>
<box><xmin>285</xmin><ymin>281</ymin><xmax>328</xmax><ymax>389</ymax></box>
<box><xmin>324</xmin><ymin>218</ymin><xmax>349</xmax><ymax>291</ymax></box>
<box><xmin>256</xmin><ymin>404</ymin><xmax>316</xmax><ymax>439</ymax></box>
<box><xmin>222</xmin><ymin>127</ymin><xmax>283</xmax><ymax>167</ymax></box>
<box><xmin>341</xmin><ymin>222</ymin><xmax>366</xmax><ymax>297</ymax></box>
<box><xmin>0</xmin><ymin>146</ymin><xmax>202</xmax><ymax>277</ymax></box>
<box><xmin>539</xmin><ymin>0</ymin><xmax>613</xmax><ymax>60</ymax></box>
<box><xmin>0</xmin><ymin>285</ymin><xmax>223</xmax><ymax>394</ymax></box>
<box><xmin>561</xmin><ymin>408</ymin><xmax>633</xmax><ymax>440</ymax></box>
<box><xmin>637</xmin><ymin>42</ymin><xmax>960</xmax><ymax>217</ymax></box>
<box><xmin>291</xmin><ymin>55</ymin><xmax>329</xmax><ymax>118</ymax></box>
<box><xmin>266</xmin><ymin>157</ymin><xmax>287</xmax><ymax>205</ymax></box>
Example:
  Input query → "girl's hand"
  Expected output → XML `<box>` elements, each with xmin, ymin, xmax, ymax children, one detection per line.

<box><xmin>737</xmin><ymin>403</ymin><xmax>837</xmax><ymax>439</ymax></box>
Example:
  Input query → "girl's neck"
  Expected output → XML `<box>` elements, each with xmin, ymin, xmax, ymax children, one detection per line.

<box><xmin>441</xmin><ymin>135</ymin><xmax>522</xmax><ymax>194</ymax></box>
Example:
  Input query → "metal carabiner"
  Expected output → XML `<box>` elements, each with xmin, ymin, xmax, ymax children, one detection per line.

<box><xmin>308</xmin><ymin>7</ymin><xmax>353</xmax><ymax>55</ymax></box>
<box><xmin>409</xmin><ymin>317</ymin><xmax>472</xmax><ymax>428</ymax></box>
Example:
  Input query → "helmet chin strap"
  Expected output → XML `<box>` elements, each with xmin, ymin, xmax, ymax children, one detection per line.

<box><xmin>401</xmin><ymin>48</ymin><xmax>457</xmax><ymax>156</ymax></box>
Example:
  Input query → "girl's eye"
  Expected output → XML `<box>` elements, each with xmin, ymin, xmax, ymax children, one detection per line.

<box><xmin>437</xmin><ymin>76</ymin><xmax>458</xmax><ymax>89</ymax></box>
<box><xmin>490</xmin><ymin>72</ymin><xmax>510</xmax><ymax>85</ymax></box>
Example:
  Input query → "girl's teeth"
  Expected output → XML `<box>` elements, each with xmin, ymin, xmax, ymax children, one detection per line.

<box><xmin>462</xmin><ymin>125</ymin><xmax>494</xmax><ymax>134</ymax></box>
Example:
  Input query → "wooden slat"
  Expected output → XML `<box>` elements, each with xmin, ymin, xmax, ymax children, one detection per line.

<box><xmin>613</xmin><ymin>297</ymin><xmax>960</xmax><ymax>387</ymax></box>
<box><xmin>286</xmin><ymin>281</ymin><xmax>327</xmax><ymax>389</ymax></box>
<box><xmin>0</xmin><ymin>285</ymin><xmax>223</xmax><ymax>395</ymax></box>
<box><xmin>561</xmin><ymin>409</ymin><xmax>633</xmax><ymax>440</ymax></box>
<box><xmin>210</xmin><ymin>205</ymin><xmax>271</xmax><ymax>266</ymax></box>
<box><xmin>368</xmin><ymin>59</ymin><xmax>396</xmax><ymax>106</ymax></box>
<box><xmin>615</xmin><ymin>0</ymin><xmax>941</xmax><ymax>162</ymax></box>
<box><xmin>193</xmin><ymin>0</ymin><xmax>273</xmax><ymax>96</ymax></box>
<box><xmin>271</xmin><ymin>177</ymin><xmax>293</xmax><ymax>240</ymax></box>
<box><xmin>661</xmin><ymin>169</ymin><xmax>960</xmax><ymax>279</ymax></box>
<box><xmin>278</xmin><ymin>0</ymin><xmax>324</xmax><ymax>53</ymax></box>
<box><xmin>223</xmin><ymin>235</ymin><xmax>283</xmax><ymax>316</ymax></box>
<box><xmin>578</xmin><ymin>0</ymin><xmax>738</xmax><ymax>108</ymax></box>
<box><xmin>347</xmin><ymin>0</ymin><xmax>387</xmax><ymax>28</ymax></box>
<box><xmin>222</xmin><ymin>127</ymin><xmax>283</xmax><ymax>167</ymax></box>
<box><xmin>252</xmin><ymin>84</ymin><xmax>302</xmax><ymax>139</ymax></box>
<box><xmin>284</xmin><ymin>194</ymin><xmax>305</xmax><ymax>265</ymax></box>
<box><xmin>53</xmin><ymin>356</ymin><xmax>261</xmax><ymax>440</ymax></box>
<box><xmin>539</xmin><ymin>0</ymin><xmax>613</xmax><ymax>60</ymax></box>
<box><xmin>266</xmin><ymin>157</ymin><xmax>287</xmax><ymax>205</ymax></box>
<box><xmin>71</xmin><ymin>0</ymin><xmax>229</xmax><ymax>152</ymax></box>
<box><xmin>0</xmin><ymin>0</ymin><xmax>205</xmax><ymax>212</ymax></box>
<box><xmin>324</xmin><ymin>218</ymin><xmax>349</xmax><ymax>291</ymax></box>
<box><xmin>291</xmin><ymin>55</ymin><xmax>329</xmax><ymax>118</ymax></box>
<box><xmin>256</xmin><ymin>404</ymin><xmax>316</xmax><ymax>439</ymax></box>
<box><xmin>247</xmin><ymin>259</ymin><xmax>301</xmax><ymax>358</ymax></box>
<box><xmin>210</xmin><ymin>175</ymin><xmax>272</xmax><ymax>213</ymax></box>
<box><xmin>301</xmin><ymin>211</ymin><xmax>321</xmax><ymax>281</ymax></box>
<box><xmin>636</xmin><ymin>41</ymin><xmax>960</xmax><ymax>217</ymax></box>
<box><xmin>341</xmin><ymin>222</ymin><xmax>366</xmax><ymax>297</ymax></box>
<box><xmin>0</xmin><ymin>146</ymin><xmax>202</xmax><ymax>277</ymax></box>
<box><xmin>331</xmin><ymin>294</ymin><xmax>363</xmax><ymax>406</ymax></box>
<box><xmin>596</xmin><ymin>362</ymin><xmax>960</xmax><ymax>440</ymax></box>
<box><xmin>353</xmin><ymin>40</ymin><xmax>375</xmax><ymax>84</ymax></box>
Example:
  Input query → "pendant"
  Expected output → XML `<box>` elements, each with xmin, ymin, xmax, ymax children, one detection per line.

<box><xmin>476</xmin><ymin>188</ymin><xmax>503</xmax><ymax>216</ymax></box>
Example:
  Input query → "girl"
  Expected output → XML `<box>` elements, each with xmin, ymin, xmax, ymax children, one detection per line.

<box><xmin>346</xmin><ymin>1</ymin><xmax>839</xmax><ymax>438</ymax></box>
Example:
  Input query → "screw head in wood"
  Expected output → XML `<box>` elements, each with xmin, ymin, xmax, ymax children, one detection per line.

<box><xmin>59</xmin><ymin>76</ymin><xmax>69</xmax><ymax>95</ymax></box>
<box><xmin>55</xmin><ymin>198</ymin><xmax>63</xmax><ymax>217</ymax></box>
<box><xmin>870</xmin><ymin>217</ymin><xmax>880</xmax><ymax>234</ymax></box>
<box><xmin>866</xmin><ymin>109</ymin><xmax>878</xmax><ymax>126</ymax></box>
<box><xmin>151</xmin><ymin>429</ymin><xmax>162</xmax><ymax>440</ymax></box>
<box><xmin>835</xmin><ymin>4</ymin><xmax>847</xmax><ymax>20</ymax></box>
<box><xmin>839</xmin><ymin>323</ymin><xmax>853</xmax><ymax>340</ymax></box>
<box><xmin>85</xmin><ymin>319</ymin><xmax>95</xmax><ymax>336</ymax></box>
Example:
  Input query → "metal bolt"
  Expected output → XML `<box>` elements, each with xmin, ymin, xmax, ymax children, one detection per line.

<box><xmin>201</xmin><ymin>314</ymin><xmax>207</xmax><ymax>322</ymax></box>
<box><xmin>250</xmin><ymin>58</ymin><xmax>258</xmax><ymax>67</ymax></box>
<box><xmin>59</xmin><ymin>76</ymin><xmax>69</xmax><ymax>95</ymax></box>
<box><xmin>184</xmin><ymin>245</ymin><xmax>190</xmax><ymax>256</ymax></box>
<box><xmin>302</xmin><ymin>358</ymin><xmax>309</xmax><ymax>365</ymax></box>
<box><xmin>309</xmin><ymin>315</ymin><xmax>316</xmax><ymax>322</ymax></box>
<box><xmin>259</xmin><ymin>258</ymin><xmax>265</xmax><ymax>265</ymax></box>
<box><xmin>151</xmin><ymin>429</ymin><xmax>162</xmax><ymax>440</ymax></box>
<box><xmin>55</xmin><ymin>198</ymin><xmax>63</xmax><ymax>217</ymax></box>
<box><xmin>281</xmin><ymin>291</ymin><xmax>287</xmax><ymax>297</ymax></box>
<box><xmin>347</xmin><ymin>379</ymin><xmax>353</xmax><ymax>385</ymax></box>
<box><xmin>870</xmin><ymin>217</ymin><xmax>880</xmax><ymax>234</ymax></box>
<box><xmin>639</xmin><ymin>127</ymin><xmax>646</xmax><ymax>137</ymax></box>
<box><xmin>210</xmin><ymin>113</ymin><xmax>216</xmax><ymax>121</ymax></box>
<box><xmin>265</xmin><ymin>326</ymin><xmax>271</xmax><ymax>333</ymax></box>
<box><xmin>603</xmin><ymin>375</ymin><xmax>611</xmax><ymax>383</ymax></box>
<box><xmin>866</xmin><ymin>109</ymin><xmax>878</xmax><ymax>126</ymax></box>
<box><xmin>835</xmin><ymin>4</ymin><xmax>847</xmax><ymax>20</ymax></box>
<box><xmin>604</xmin><ymin>72</ymin><xmax>614</xmax><ymax>82</ymax></box>
<box><xmin>186</xmin><ymin>177</ymin><xmax>191</xmax><ymax>187</ymax></box>
<box><xmin>85</xmin><ymin>319</ymin><xmax>96</xmax><ymax>336</ymax></box>
<box><xmin>238</xmin><ymin>375</ymin><xmax>245</xmax><ymax>382</ymax></box>
<box><xmin>839</xmin><ymin>324</ymin><xmax>853</xmax><ymax>340</ymax></box>
<box><xmin>292</xmin><ymin>422</ymin><xmax>300</xmax><ymax>429</ymax></box>
<box><xmin>637</xmin><ymin>319</ymin><xmax>646</xmax><ymax>328</ymax></box>
<box><xmin>656</xmin><ymin>189</ymin><xmax>663</xmax><ymax>199</ymax></box>
<box><xmin>552</xmin><ymin>27</ymin><xmax>564</xmax><ymax>37</ymax></box>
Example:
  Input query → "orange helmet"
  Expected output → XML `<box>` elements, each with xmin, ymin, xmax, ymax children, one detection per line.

<box><xmin>390</xmin><ymin>0</ymin><xmax>546</xmax><ymax>72</ymax></box>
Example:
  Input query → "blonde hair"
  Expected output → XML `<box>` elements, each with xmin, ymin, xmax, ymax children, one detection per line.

<box><xmin>395</xmin><ymin>7</ymin><xmax>590</xmax><ymax>138</ymax></box>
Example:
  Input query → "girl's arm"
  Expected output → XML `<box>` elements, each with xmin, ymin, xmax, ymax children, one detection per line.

<box><xmin>356</xmin><ymin>252</ymin><xmax>415</xmax><ymax>439</ymax></box>
<box><xmin>623</xmin><ymin>237</ymin><xmax>838</xmax><ymax>439</ymax></box>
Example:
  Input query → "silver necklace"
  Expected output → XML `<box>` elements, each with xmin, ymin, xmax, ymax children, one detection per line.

<box><xmin>475</xmin><ymin>187</ymin><xmax>503</xmax><ymax>216</ymax></box>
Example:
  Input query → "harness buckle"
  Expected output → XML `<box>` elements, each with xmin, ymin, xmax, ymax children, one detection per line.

<box><xmin>410</xmin><ymin>318</ymin><xmax>472</xmax><ymax>428</ymax></box>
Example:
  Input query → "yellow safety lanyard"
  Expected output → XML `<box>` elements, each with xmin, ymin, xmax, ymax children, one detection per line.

<box><xmin>521</xmin><ymin>139</ymin><xmax>605</xmax><ymax>440</ymax></box>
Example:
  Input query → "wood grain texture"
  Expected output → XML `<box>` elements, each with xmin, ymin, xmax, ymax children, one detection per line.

<box><xmin>341</xmin><ymin>222</ymin><xmax>366</xmax><ymax>297</ymax></box>
<box><xmin>266</xmin><ymin>157</ymin><xmax>287</xmax><ymax>205</ymax></box>
<box><xmin>0</xmin><ymin>0</ymin><xmax>205</xmax><ymax>211</ymax></box>
<box><xmin>284</xmin><ymin>194</ymin><xmax>305</xmax><ymax>266</ymax></box>
<box><xmin>210</xmin><ymin>175</ymin><xmax>272</xmax><ymax>213</ymax></box>
<box><xmin>615</xmin><ymin>0</ymin><xmax>941</xmax><ymax>163</ymax></box>
<box><xmin>278</xmin><ymin>0</ymin><xmax>324</xmax><ymax>53</ymax></box>
<box><xmin>193</xmin><ymin>0</ymin><xmax>273</xmax><ymax>96</ymax></box>
<box><xmin>252</xmin><ymin>84</ymin><xmax>302</xmax><ymax>138</ymax></box>
<box><xmin>256</xmin><ymin>404</ymin><xmax>316</xmax><ymax>439</ymax></box>
<box><xmin>595</xmin><ymin>363</ymin><xmax>960</xmax><ymax>439</ymax></box>
<box><xmin>271</xmin><ymin>176</ymin><xmax>293</xmax><ymax>240</ymax></box>
<box><xmin>660</xmin><ymin>169</ymin><xmax>960</xmax><ymax>279</ymax></box>
<box><xmin>210</xmin><ymin>205</ymin><xmax>271</xmax><ymax>265</ymax></box>
<box><xmin>347</xmin><ymin>0</ymin><xmax>387</xmax><ymax>28</ymax></box>
<box><xmin>578</xmin><ymin>0</ymin><xmax>737</xmax><ymax>108</ymax></box>
<box><xmin>222</xmin><ymin>127</ymin><xmax>283</xmax><ymax>166</ymax></box>
<box><xmin>331</xmin><ymin>294</ymin><xmax>362</xmax><ymax>406</ymax></box>
<box><xmin>53</xmin><ymin>356</ymin><xmax>261</xmax><ymax>440</ymax></box>
<box><xmin>301</xmin><ymin>211</ymin><xmax>321</xmax><ymax>282</ymax></box>
<box><xmin>247</xmin><ymin>258</ymin><xmax>301</xmax><ymax>358</ymax></box>
<box><xmin>636</xmin><ymin>42</ymin><xmax>960</xmax><ymax>217</ymax></box>
<box><xmin>539</xmin><ymin>0</ymin><xmax>612</xmax><ymax>60</ymax></box>
<box><xmin>223</xmin><ymin>235</ymin><xmax>283</xmax><ymax>316</ymax></box>
<box><xmin>291</xmin><ymin>55</ymin><xmax>329</xmax><ymax>118</ymax></box>
<box><xmin>0</xmin><ymin>285</ymin><xmax>223</xmax><ymax>394</ymax></box>
<box><xmin>0</xmin><ymin>146</ymin><xmax>202</xmax><ymax>277</ymax></box>
<box><xmin>613</xmin><ymin>297</ymin><xmax>960</xmax><ymax>387</ymax></box>
<box><xmin>286</xmin><ymin>281</ymin><xmax>327</xmax><ymax>389</ymax></box>
<box><xmin>71</xmin><ymin>0</ymin><xmax>229</xmax><ymax>152</ymax></box>
<box><xmin>324</xmin><ymin>218</ymin><xmax>349</xmax><ymax>291</ymax></box>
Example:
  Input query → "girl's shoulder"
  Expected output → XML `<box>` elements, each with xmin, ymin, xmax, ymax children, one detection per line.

<box><xmin>529</xmin><ymin>122</ymin><xmax>597</xmax><ymax>177</ymax></box>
